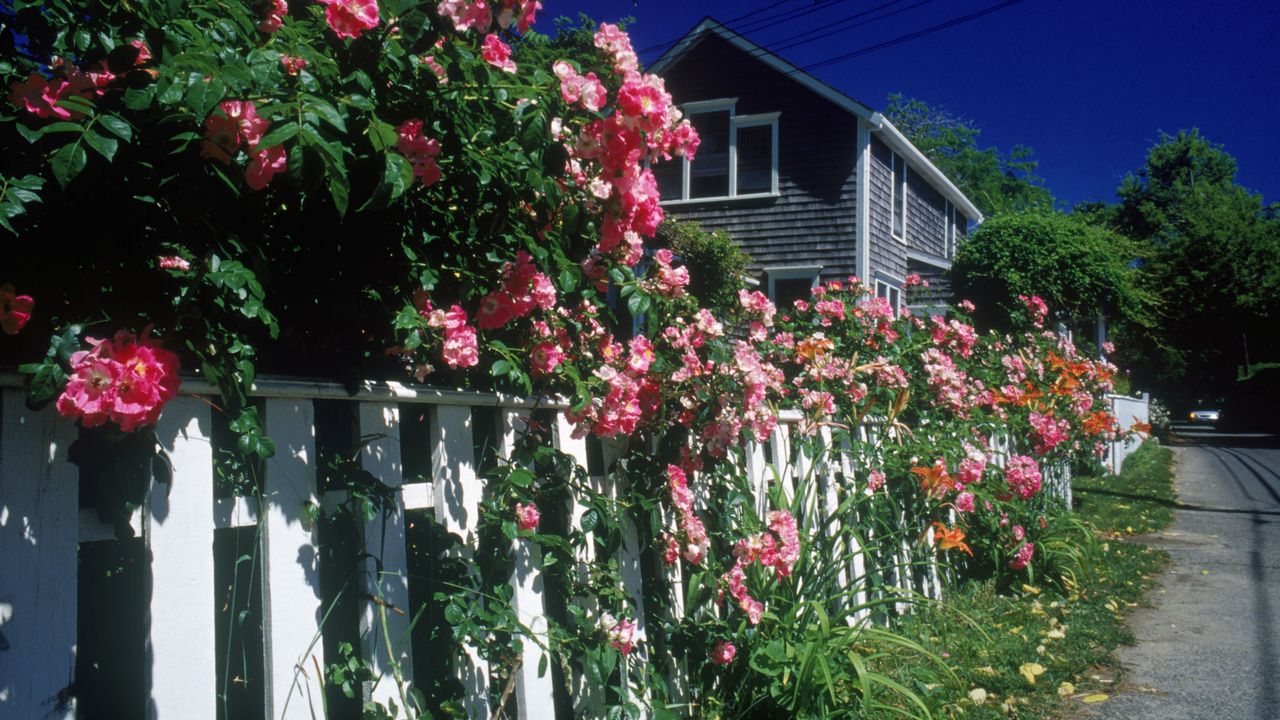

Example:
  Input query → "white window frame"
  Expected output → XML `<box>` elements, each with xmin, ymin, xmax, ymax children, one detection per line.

<box><xmin>890</xmin><ymin>150</ymin><xmax>907</xmax><ymax>243</ymax></box>
<box><xmin>766</xmin><ymin>265</ymin><xmax>822</xmax><ymax>305</ymax></box>
<box><xmin>874</xmin><ymin>277</ymin><xmax>903</xmax><ymax>314</ymax></box>
<box><xmin>945</xmin><ymin>200</ymin><xmax>957</xmax><ymax>259</ymax></box>
<box><xmin>661</xmin><ymin>99</ymin><xmax>780</xmax><ymax>205</ymax></box>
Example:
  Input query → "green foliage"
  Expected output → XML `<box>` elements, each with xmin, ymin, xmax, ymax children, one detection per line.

<box><xmin>884</xmin><ymin>94</ymin><xmax>1053</xmax><ymax>217</ymax></box>
<box><xmin>656</xmin><ymin>219</ymin><xmax>751</xmax><ymax>316</ymax></box>
<box><xmin>951</xmin><ymin>211</ymin><xmax>1155</xmax><ymax>331</ymax></box>
<box><xmin>867</xmin><ymin>440</ymin><xmax>1175</xmax><ymax>719</ymax></box>
<box><xmin>1107</xmin><ymin>129</ymin><xmax>1280</xmax><ymax>400</ymax></box>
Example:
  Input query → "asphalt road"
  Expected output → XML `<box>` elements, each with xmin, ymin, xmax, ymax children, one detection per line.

<box><xmin>1090</xmin><ymin>425</ymin><xmax>1280</xmax><ymax>720</ymax></box>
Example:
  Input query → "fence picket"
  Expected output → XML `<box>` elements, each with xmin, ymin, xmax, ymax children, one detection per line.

<box><xmin>357</xmin><ymin>402</ymin><xmax>414</xmax><ymax>716</ymax></box>
<box><xmin>147</xmin><ymin>398</ymin><xmax>217</xmax><ymax>720</ymax></box>
<box><xmin>0</xmin><ymin>393</ymin><xmax>78</xmax><ymax>720</ymax></box>
<box><xmin>430</xmin><ymin>404</ymin><xmax>492</xmax><ymax>720</ymax></box>
<box><xmin>261</xmin><ymin>399</ymin><xmax>326</xmax><ymax>720</ymax></box>
<box><xmin>500</xmin><ymin>409</ymin><xmax>557</xmax><ymax>719</ymax></box>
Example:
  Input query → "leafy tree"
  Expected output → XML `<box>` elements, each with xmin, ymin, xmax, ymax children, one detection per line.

<box><xmin>884</xmin><ymin>94</ymin><xmax>1053</xmax><ymax>216</ymax></box>
<box><xmin>1112</xmin><ymin>129</ymin><xmax>1280</xmax><ymax>398</ymax></box>
<box><xmin>951</xmin><ymin>211</ymin><xmax>1155</xmax><ymax>338</ymax></box>
<box><xmin>655</xmin><ymin>219</ymin><xmax>751</xmax><ymax>316</ymax></box>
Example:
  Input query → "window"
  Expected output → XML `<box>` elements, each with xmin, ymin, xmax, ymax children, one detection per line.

<box><xmin>891</xmin><ymin>150</ymin><xmax>907</xmax><ymax>241</ymax></box>
<box><xmin>944</xmin><ymin>202</ymin><xmax>968</xmax><ymax>259</ymax></box>
<box><xmin>875</xmin><ymin>279</ymin><xmax>901</xmax><ymax>314</ymax></box>
<box><xmin>657</xmin><ymin>99</ymin><xmax>780</xmax><ymax>202</ymax></box>
<box><xmin>767</xmin><ymin>266</ymin><xmax>821</xmax><ymax>310</ymax></box>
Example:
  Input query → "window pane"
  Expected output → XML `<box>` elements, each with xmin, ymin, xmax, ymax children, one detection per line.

<box><xmin>689</xmin><ymin>111</ymin><xmax>729</xmax><ymax>198</ymax></box>
<box><xmin>736</xmin><ymin>124</ymin><xmax>773</xmax><ymax>195</ymax></box>
<box><xmin>772</xmin><ymin>277</ymin><xmax>813</xmax><ymax>310</ymax></box>
<box><xmin>652</xmin><ymin>158</ymin><xmax>683</xmax><ymax>201</ymax></box>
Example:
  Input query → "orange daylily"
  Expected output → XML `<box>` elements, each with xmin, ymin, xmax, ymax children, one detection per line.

<box><xmin>795</xmin><ymin>334</ymin><xmax>835</xmax><ymax>362</ymax></box>
<box><xmin>1131</xmin><ymin>417</ymin><xmax>1152</xmax><ymax>437</ymax></box>
<box><xmin>1083</xmin><ymin>410</ymin><xmax>1118</xmax><ymax>436</ymax></box>
<box><xmin>932</xmin><ymin>522</ymin><xmax>973</xmax><ymax>555</ymax></box>
<box><xmin>912</xmin><ymin>461</ymin><xmax>952</xmax><ymax>497</ymax></box>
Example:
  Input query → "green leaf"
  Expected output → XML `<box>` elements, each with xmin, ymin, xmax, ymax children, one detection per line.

<box><xmin>50</xmin><ymin>143</ymin><xmax>88</xmax><ymax>188</ymax></box>
<box><xmin>490</xmin><ymin>359</ymin><xmax>511</xmax><ymax>377</ymax></box>
<box><xmin>14</xmin><ymin>124</ymin><xmax>43</xmax><ymax>144</ymax></box>
<box><xmin>83</xmin><ymin>131</ymin><xmax>118</xmax><ymax>161</ymax></box>
<box><xmin>98</xmin><ymin>114</ymin><xmax>132</xmax><ymax>142</ymax></box>
<box><xmin>626</xmin><ymin>293</ymin><xmax>650</xmax><ymax>318</ymax></box>
<box><xmin>186</xmin><ymin>74</ymin><xmax>227</xmax><ymax>119</ymax></box>
<box><xmin>580</xmin><ymin>509</ymin><xmax>599</xmax><ymax>534</ymax></box>
<box><xmin>508</xmin><ymin>468</ymin><xmax>535</xmax><ymax>488</ymax></box>
<box><xmin>367</xmin><ymin>121</ymin><xmax>398</xmax><ymax>152</ymax></box>
<box><xmin>256</xmin><ymin>122</ymin><xmax>300</xmax><ymax>150</ymax></box>
<box><xmin>304</xmin><ymin>96</ymin><xmax>346</xmax><ymax>132</ymax></box>
<box><xmin>123</xmin><ymin>86</ymin><xmax>157</xmax><ymax>111</ymax></box>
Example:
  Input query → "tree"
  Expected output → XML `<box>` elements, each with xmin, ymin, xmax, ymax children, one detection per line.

<box><xmin>951</xmin><ymin>211</ymin><xmax>1155</xmax><ymax>340</ymax></box>
<box><xmin>884</xmin><ymin>94</ymin><xmax>1053</xmax><ymax>216</ymax></box>
<box><xmin>1112</xmin><ymin>129</ymin><xmax>1280</xmax><ymax>399</ymax></box>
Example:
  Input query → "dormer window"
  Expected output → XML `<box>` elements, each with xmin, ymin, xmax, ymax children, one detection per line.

<box><xmin>654</xmin><ymin>98</ymin><xmax>779</xmax><ymax>203</ymax></box>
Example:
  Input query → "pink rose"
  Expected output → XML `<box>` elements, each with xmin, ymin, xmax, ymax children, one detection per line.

<box><xmin>481</xmin><ymin>34</ymin><xmax>517</xmax><ymax>73</ymax></box>
<box><xmin>0</xmin><ymin>283</ymin><xmax>35</xmax><ymax>335</ymax></box>
<box><xmin>515</xmin><ymin>502</ymin><xmax>540</xmax><ymax>531</ymax></box>
<box><xmin>710</xmin><ymin>640</ymin><xmax>736</xmax><ymax>665</ymax></box>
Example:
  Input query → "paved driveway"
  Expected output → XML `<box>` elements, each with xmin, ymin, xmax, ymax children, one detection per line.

<box><xmin>1090</xmin><ymin>426</ymin><xmax>1280</xmax><ymax>720</ymax></box>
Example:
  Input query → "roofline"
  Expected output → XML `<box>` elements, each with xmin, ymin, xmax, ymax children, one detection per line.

<box><xmin>870</xmin><ymin>114</ymin><xmax>984</xmax><ymax>224</ymax></box>
<box><xmin>648</xmin><ymin>18</ymin><xmax>984</xmax><ymax>224</ymax></box>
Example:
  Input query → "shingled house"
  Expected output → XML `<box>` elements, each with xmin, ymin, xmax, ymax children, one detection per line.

<box><xmin>649</xmin><ymin>18</ymin><xmax>982</xmax><ymax>312</ymax></box>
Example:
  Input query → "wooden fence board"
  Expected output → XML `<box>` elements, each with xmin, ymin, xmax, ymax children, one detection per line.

<box><xmin>147</xmin><ymin>398</ymin><xmax>217</xmax><ymax>720</ymax></box>
<box><xmin>358</xmin><ymin>402</ymin><xmax>414</xmax><ymax>716</ymax></box>
<box><xmin>430</xmin><ymin>404</ymin><xmax>491</xmax><ymax>720</ymax></box>
<box><xmin>261</xmin><ymin>399</ymin><xmax>326</xmax><ymax>720</ymax></box>
<box><xmin>0</xmin><ymin>393</ymin><xmax>78</xmax><ymax>720</ymax></box>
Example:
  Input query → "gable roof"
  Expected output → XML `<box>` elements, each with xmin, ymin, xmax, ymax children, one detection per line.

<box><xmin>649</xmin><ymin>18</ymin><xmax>984</xmax><ymax>224</ymax></box>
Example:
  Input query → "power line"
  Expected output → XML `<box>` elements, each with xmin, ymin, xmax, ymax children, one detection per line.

<box><xmin>801</xmin><ymin>0</ymin><xmax>1029</xmax><ymax>71</ymax></box>
<box><xmin>638</xmin><ymin>0</ymin><xmax>853</xmax><ymax>55</ymax></box>
<box><xmin>644</xmin><ymin>0</ymin><xmax>930</xmax><ymax>73</ymax></box>
<box><xmin>771</xmin><ymin>0</ymin><xmax>934</xmax><ymax>54</ymax></box>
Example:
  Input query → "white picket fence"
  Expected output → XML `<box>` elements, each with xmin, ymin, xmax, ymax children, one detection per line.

<box><xmin>1106</xmin><ymin>393</ymin><xmax>1151</xmax><ymax>475</ymax></box>
<box><xmin>0</xmin><ymin>375</ymin><xmax>1069</xmax><ymax>720</ymax></box>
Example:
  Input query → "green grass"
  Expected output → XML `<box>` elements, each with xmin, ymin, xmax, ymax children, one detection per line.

<box><xmin>865</xmin><ymin>442</ymin><xmax>1175</xmax><ymax>719</ymax></box>
<box><xmin>1075</xmin><ymin>443</ymin><xmax>1176</xmax><ymax>535</ymax></box>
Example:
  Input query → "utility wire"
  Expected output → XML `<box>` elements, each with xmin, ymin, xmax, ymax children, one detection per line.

<box><xmin>801</xmin><ymin>0</ymin><xmax>1029</xmax><ymax>71</ymax></box>
<box><xmin>638</xmin><ymin>0</ymin><xmax>852</xmax><ymax>54</ymax></box>
<box><xmin>772</xmin><ymin>0</ymin><xmax>934</xmax><ymax>54</ymax></box>
<box><xmin>644</xmin><ymin>0</ymin><xmax>927</xmax><ymax>71</ymax></box>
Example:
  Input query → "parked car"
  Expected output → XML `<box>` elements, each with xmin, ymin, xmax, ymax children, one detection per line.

<box><xmin>1187</xmin><ymin>408</ymin><xmax>1221</xmax><ymax>425</ymax></box>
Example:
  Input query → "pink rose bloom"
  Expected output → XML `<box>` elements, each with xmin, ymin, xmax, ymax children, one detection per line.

<box><xmin>627</xmin><ymin>336</ymin><xmax>654</xmax><ymax>374</ymax></box>
<box><xmin>710</xmin><ymin>640</ymin><xmax>736</xmax><ymax>665</ymax></box>
<box><xmin>954</xmin><ymin>492</ymin><xmax>975</xmax><ymax>513</ymax></box>
<box><xmin>258</xmin><ymin>0</ymin><xmax>288</xmax><ymax>33</ymax></box>
<box><xmin>441</xmin><ymin>324</ymin><xmax>479</xmax><ymax>368</ymax></box>
<box><xmin>530</xmin><ymin>341</ymin><xmax>564</xmax><ymax>375</ymax></box>
<box><xmin>280</xmin><ymin>55</ymin><xmax>308</xmax><ymax>76</ymax></box>
<box><xmin>56</xmin><ymin>355</ymin><xmax>119</xmax><ymax>427</ymax></box>
<box><xmin>245</xmin><ymin>146</ymin><xmax>287</xmax><ymax>190</ymax></box>
<box><xmin>1004</xmin><ymin>455</ymin><xmax>1043</xmax><ymax>500</ymax></box>
<box><xmin>603</xmin><ymin>614</ymin><xmax>637</xmax><ymax>656</ymax></box>
<box><xmin>8</xmin><ymin>73</ymin><xmax>72</xmax><ymax>119</ymax></box>
<box><xmin>481</xmin><ymin>34</ymin><xmax>517</xmax><ymax>73</ymax></box>
<box><xmin>1009</xmin><ymin>542</ymin><xmax>1035</xmax><ymax>571</ymax></box>
<box><xmin>475</xmin><ymin>291</ymin><xmax>515</xmax><ymax>330</ymax></box>
<box><xmin>395</xmin><ymin>119</ymin><xmax>443</xmax><ymax>187</ymax></box>
<box><xmin>318</xmin><ymin>0</ymin><xmax>379</xmax><ymax>39</ymax></box>
<box><xmin>421</xmin><ymin>55</ymin><xmax>448</xmax><ymax>84</ymax></box>
<box><xmin>1012</xmin><ymin>524</ymin><xmax>1026</xmax><ymax>542</ymax></box>
<box><xmin>0</xmin><ymin>282</ymin><xmax>35</xmax><ymax>335</ymax></box>
<box><xmin>515</xmin><ymin>502</ymin><xmax>540</xmax><ymax>531</ymax></box>
<box><xmin>157</xmin><ymin>256</ymin><xmax>191</xmax><ymax>272</ymax></box>
<box><xmin>867</xmin><ymin>469</ymin><xmax>886</xmax><ymax>492</ymax></box>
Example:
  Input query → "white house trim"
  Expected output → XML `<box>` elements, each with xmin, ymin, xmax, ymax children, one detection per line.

<box><xmin>648</xmin><ymin>18</ymin><xmax>984</xmax><ymax>225</ymax></box>
<box><xmin>905</xmin><ymin>248</ymin><xmax>952</xmax><ymax>271</ymax></box>
<box><xmin>855</xmin><ymin>117</ymin><xmax>871</xmax><ymax>284</ymax></box>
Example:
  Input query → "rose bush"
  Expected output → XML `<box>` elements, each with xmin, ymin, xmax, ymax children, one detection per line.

<box><xmin>0</xmin><ymin>2</ymin><xmax>1127</xmax><ymax>717</ymax></box>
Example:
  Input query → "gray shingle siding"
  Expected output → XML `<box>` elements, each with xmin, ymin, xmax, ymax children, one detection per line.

<box><xmin>905</xmin><ymin>171</ymin><xmax>948</xmax><ymax>259</ymax></box>
<box><xmin>868</xmin><ymin>137</ymin><xmax>907</xmax><ymax>279</ymax></box>
<box><xmin>659</xmin><ymin>34</ymin><xmax>857</xmax><ymax>282</ymax></box>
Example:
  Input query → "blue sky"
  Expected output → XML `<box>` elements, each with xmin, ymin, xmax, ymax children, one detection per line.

<box><xmin>546</xmin><ymin>0</ymin><xmax>1280</xmax><ymax>209</ymax></box>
